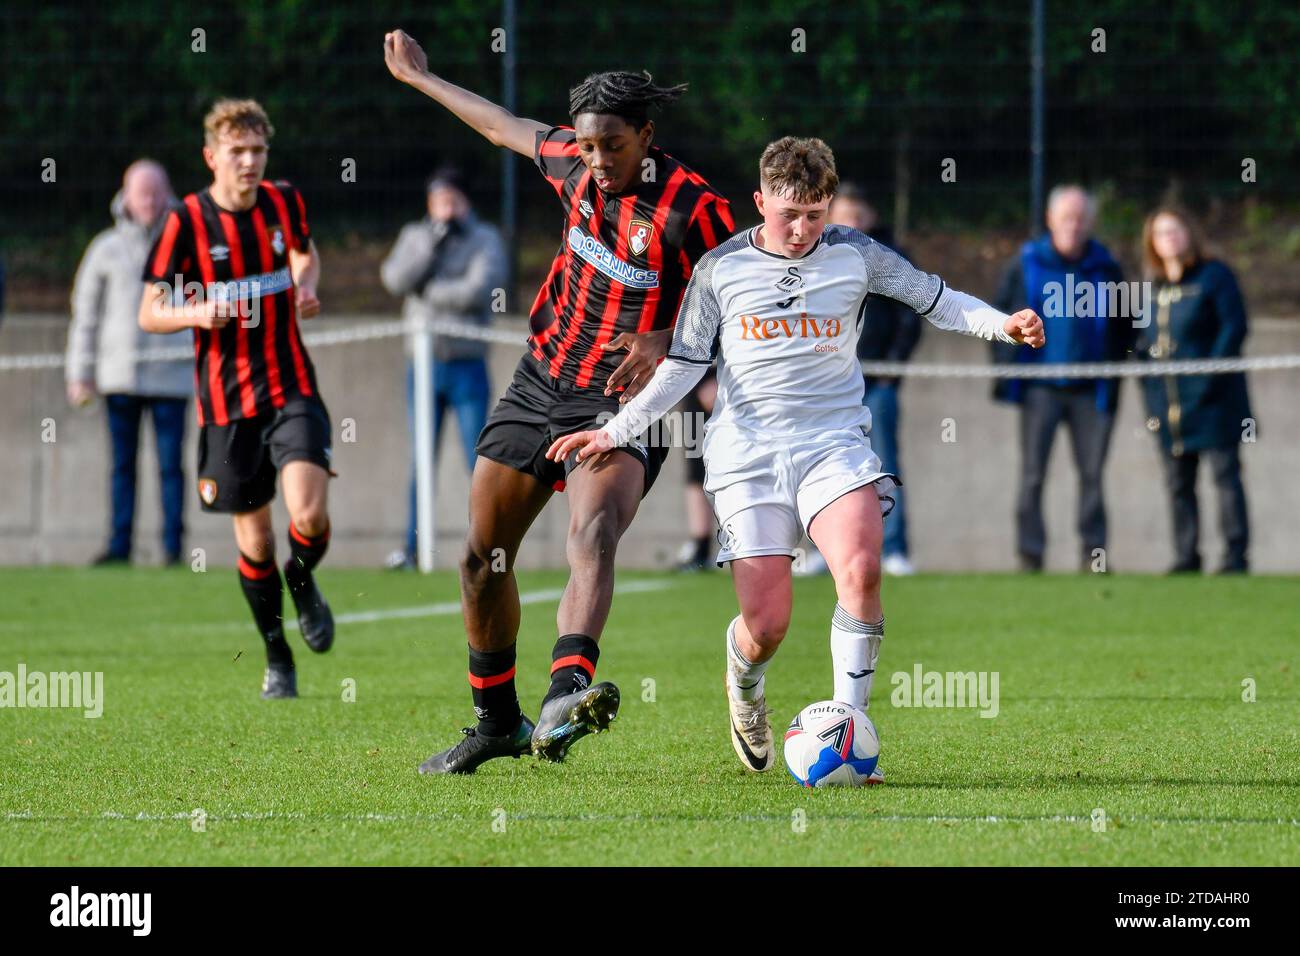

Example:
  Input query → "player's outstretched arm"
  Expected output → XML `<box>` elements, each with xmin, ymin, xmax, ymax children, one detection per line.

<box><xmin>384</xmin><ymin>29</ymin><xmax>548</xmax><ymax>158</ymax></box>
<box><xmin>859</xmin><ymin>237</ymin><xmax>1044</xmax><ymax>348</ymax></box>
<box><xmin>546</xmin><ymin>357</ymin><xmax>709</xmax><ymax>464</ymax></box>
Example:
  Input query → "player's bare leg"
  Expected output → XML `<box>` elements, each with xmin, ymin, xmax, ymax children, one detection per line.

<box><xmin>232</xmin><ymin>504</ymin><xmax>296</xmax><ymax>699</ymax></box>
<box><xmin>281</xmin><ymin>461</ymin><xmax>335</xmax><ymax>653</ymax></box>
<box><xmin>809</xmin><ymin>485</ymin><xmax>887</xmax><ymax>782</ymax></box>
<box><xmin>420</xmin><ymin>457</ymin><xmax>552</xmax><ymax>775</ymax></box>
<box><xmin>459</xmin><ymin>457</ymin><xmax>554</xmax><ymax>652</ymax></box>
<box><xmin>530</xmin><ymin>450</ymin><xmax>644</xmax><ymax>761</ymax></box>
<box><xmin>723</xmin><ymin>556</ymin><xmax>793</xmax><ymax>771</ymax></box>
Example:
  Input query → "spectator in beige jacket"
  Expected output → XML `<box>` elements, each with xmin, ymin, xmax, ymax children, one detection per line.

<box><xmin>67</xmin><ymin>160</ymin><xmax>191</xmax><ymax>565</ymax></box>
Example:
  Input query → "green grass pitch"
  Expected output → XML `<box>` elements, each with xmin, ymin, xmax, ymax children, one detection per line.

<box><xmin>1</xmin><ymin>566</ymin><xmax>1297</xmax><ymax>866</ymax></box>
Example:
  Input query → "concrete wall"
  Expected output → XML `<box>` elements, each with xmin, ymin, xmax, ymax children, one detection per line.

<box><xmin>2</xmin><ymin>314</ymin><xmax>1297</xmax><ymax>572</ymax></box>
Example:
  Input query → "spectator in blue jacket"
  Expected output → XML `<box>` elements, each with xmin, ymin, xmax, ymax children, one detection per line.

<box><xmin>993</xmin><ymin>185</ymin><xmax>1135</xmax><ymax>571</ymax></box>
<box><xmin>1136</xmin><ymin>205</ymin><xmax>1252</xmax><ymax>574</ymax></box>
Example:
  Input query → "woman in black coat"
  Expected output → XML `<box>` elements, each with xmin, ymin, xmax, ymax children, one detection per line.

<box><xmin>1136</xmin><ymin>206</ymin><xmax>1252</xmax><ymax>573</ymax></box>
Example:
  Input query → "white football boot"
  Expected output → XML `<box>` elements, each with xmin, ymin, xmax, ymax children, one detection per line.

<box><xmin>726</xmin><ymin>676</ymin><xmax>775</xmax><ymax>772</ymax></box>
<box><xmin>724</xmin><ymin>620</ymin><xmax>772</xmax><ymax>772</ymax></box>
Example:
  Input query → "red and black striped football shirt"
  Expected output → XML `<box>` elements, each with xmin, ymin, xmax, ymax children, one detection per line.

<box><xmin>142</xmin><ymin>179</ymin><xmax>319</xmax><ymax>426</ymax></box>
<box><xmin>530</xmin><ymin>126</ymin><xmax>735</xmax><ymax>389</ymax></box>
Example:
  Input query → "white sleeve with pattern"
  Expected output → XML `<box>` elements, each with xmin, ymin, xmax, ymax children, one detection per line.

<box><xmin>665</xmin><ymin>244</ymin><xmax>727</xmax><ymax>364</ymax></box>
<box><xmin>829</xmin><ymin>226</ymin><xmax>1017</xmax><ymax>344</ymax></box>
<box><xmin>923</xmin><ymin>286</ymin><xmax>1019</xmax><ymax>343</ymax></box>
<box><xmin>598</xmin><ymin>357</ymin><xmax>708</xmax><ymax>448</ymax></box>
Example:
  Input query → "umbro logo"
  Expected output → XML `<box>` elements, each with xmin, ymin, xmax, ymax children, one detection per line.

<box><xmin>848</xmin><ymin>669</ymin><xmax>875</xmax><ymax>679</ymax></box>
<box><xmin>209</xmin><ymin>244</ymin><xmax>230</xmax><ymax>262</ymax></box>
<box><xmin>579</xmin><ymin>199</ymin><xmax>594</xmax><ymax>217</ymax></box>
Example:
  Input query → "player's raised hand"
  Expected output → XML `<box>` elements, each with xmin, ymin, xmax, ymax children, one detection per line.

<box><xmin>545</xmin><ymin>429</ymin><xmax>616</xmax><ymax>465</ymax></box>
<box><xmin>1004</xmin><ymin>308</ymin><xmax>1045</xmax><ymax>348</ymax></box>
<box><xmin>384</xmin><ymin>30</ymin><xmax>430</xmax><ymax>85</ymax></box>
<box><xmin>601</xmin><ymin>328</ymin><xmax>672</xmax><ymax>401</ymax></box>
<box><xmin>296</xmin><ymin>284</ymin><xmax>321</xmax><ymax>319</ymax></box>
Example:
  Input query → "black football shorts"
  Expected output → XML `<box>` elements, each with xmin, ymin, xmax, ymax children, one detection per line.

<box><xmin>196</xmin><ymin>397</ymin><xmax>333</xmax><ymax>513</ymax></box>
<box><xmin>476</xmin><ymin>354</ymin><xmax>667</xmax><ymax>495</ymax></box>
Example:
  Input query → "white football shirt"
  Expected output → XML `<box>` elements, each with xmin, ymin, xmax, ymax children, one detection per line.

<box><xmin>600</xmin><ymin>224</ymin><xmax>1017</xmax><ymax>448</ymax></box>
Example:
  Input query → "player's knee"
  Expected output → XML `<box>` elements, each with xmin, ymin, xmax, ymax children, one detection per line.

<box><xmin>567</xmin><ymin>509</ymin><xmax>620</xmax><ymax>563</ymax></box>
<box><xmin>744</xmin><ymin>612</ymin><xmax>789</xmax><ymax>652</ymax></box>
<box><xmin>459</xmin><ymin>541</ymin><xmax>498</xmax><ymax>591</ymax></box>
<box><xmin>836</xmin><ymin>551</ymin><xmax>881</xmax><ymax>599</ymax></box>
<box><xmin>292</xmin><ymin>508</ymin><xmax>329</xmax><ymax>538</ymax></box>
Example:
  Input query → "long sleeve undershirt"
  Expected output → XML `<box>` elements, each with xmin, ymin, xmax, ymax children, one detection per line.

<box><xmin>599</xmin><ymin>357</ymin><xmax>708</xmax><ymax>448</ymax></box>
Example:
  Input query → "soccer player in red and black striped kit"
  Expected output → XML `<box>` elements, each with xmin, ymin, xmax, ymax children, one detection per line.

<box><xmin>138</xmin><ymin>99</ymin><xmax>335</xmax><ymax>700</ymax></box>
<box><xmin>385</xmin><ymin>30</ymin><xmax>735</xmax><ymax>772</ymax></box>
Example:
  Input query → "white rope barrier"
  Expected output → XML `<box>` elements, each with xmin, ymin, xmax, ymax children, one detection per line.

<box><xmin>2</xmin><ymin>316</ymin><xmax>1297</xmax><ymax>378</ymax></box>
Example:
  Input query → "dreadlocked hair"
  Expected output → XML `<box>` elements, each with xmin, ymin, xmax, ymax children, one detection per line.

<box><xmin>568</xmin><ymin>70</ymin><xmax>687</xmax><ymax>129</ymax></box>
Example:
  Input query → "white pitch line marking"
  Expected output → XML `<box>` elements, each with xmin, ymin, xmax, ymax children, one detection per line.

<box><xmin>4</xmin><ymin>810</ymin><xmax>1298</xmax><ymax>827</ymax></box>
<box><xmin>307</xmin><ymin>578</ymin><xmax>671</xmax><ymax>628</ymax></box>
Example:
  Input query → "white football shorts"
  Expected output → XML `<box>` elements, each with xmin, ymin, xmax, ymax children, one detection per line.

<box><xmin>703</xmin><ymin>425</ymin><xmax>899</xmax><ymax>565</ymax></box>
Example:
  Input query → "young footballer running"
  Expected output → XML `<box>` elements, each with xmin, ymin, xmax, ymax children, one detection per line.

<box><xmin>385</xmin><ymin>30</ymin><xmax>735</xmax><ymax>772</ymax></box>
<box><xmin>548</xmin><ymin>137</ymin><xmax>1044</xmax><ymax>778</ymax></box>
<box><xmin>138</xmin><ymin>99</ymin><xmax>335</xmax><ymax>700</ymax></box>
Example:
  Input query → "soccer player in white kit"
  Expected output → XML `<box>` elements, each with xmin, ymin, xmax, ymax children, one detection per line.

<box><xmin>547</xmin><ymin>137</ymin><xmax>1045</xmax><ymax>779</ymax></box>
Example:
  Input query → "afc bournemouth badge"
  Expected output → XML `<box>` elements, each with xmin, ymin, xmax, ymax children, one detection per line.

<box><xmin>628</xmin><ymin>219</ymin><xmax>654</xmax><ymax>257</ymax></box>
<box><xmin>269</xmin><ymin>227</ymin><xmax>285</xmax><ymax>256</ymax></box>
<box><xmin>198</xmin><ymin>478</ymin><xmax>218</xmax><ymax>506</ymax></box>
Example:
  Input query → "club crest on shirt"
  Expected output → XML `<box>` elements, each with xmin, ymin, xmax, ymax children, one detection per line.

<box><xmin>269</xmin><ymin>227</ymin><xmax>286</xmax><ymax>257</ymax></box>
<box><xmin>198</xmin><ymin>478</ymin><xmax>218</xmax><ymax>505</ymax></box>
<box><xmin>775</xmin><ymin>266</ymin><xmax>804</xmax><ymax>309</ymax></box>
<box><xmin>628</xmin><ymin>219</ymin><xmax>654</xmax><ymax>257</ymax></box>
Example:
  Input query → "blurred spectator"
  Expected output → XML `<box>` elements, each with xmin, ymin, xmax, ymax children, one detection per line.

<box><xmin>830</xmin><ymin>182</ymin><xmax>922</xmax><ymax>576</ymax></box>
<box><xmin>674</xmin><ymin>369</ymin><xmax>717</xmax><ymax>571</ymax></box>
<box><xmin>1136</xmin><ymin>205</ymin><xmax>1252</xmax><ymax>574</ymax></box>
<box><xmin>381</xmin><ymin>167</ymin><xmax>506</xmax><ymax>569</ymax></box>
<box><xmin>993</xmin><ymin>185</ymin><xmax>1134</xmax><ymax>572</ymax></box>
<box><xmin>66</xmin><ymin>160</ymin><xmax>190</xmax><ymax>566</ymax></box>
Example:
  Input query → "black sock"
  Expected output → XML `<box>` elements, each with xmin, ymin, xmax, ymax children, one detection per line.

<box><xmin>238</xmin><ymin>553</ymin><xmax>292</xmax><ymax>668</ymax></box>
<box><xmin>545</xmin><ymin>634</ymin><xmax>600</xmax><ymax>703</ymax></box>
<box><xmin>468</xmin><ymin>645</ymin><xmax>522</xmax><ymax>736</ymax></box>
<box><xmin>692</xmin><ymin>535</ymin><xmax>711</xmax><ymax>565</ymax></box>
<box><xmin>285</xmin><ymin>521</ymin><xmax>330</xmax><ymax>593</ymax></box>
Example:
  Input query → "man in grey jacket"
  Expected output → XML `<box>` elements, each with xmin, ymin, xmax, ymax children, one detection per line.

<box><xmin>67</xmin><ymin>160</ymin><xmax>191</xmax><ymax>565</ymax></box>
<box><xmin>381</xmin><ymin>167</ymin><xmax>506</xmax><ymax>568</ymax></box>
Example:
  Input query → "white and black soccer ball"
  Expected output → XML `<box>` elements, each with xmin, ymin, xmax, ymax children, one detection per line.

<box><xmin>783</xmin><ymin>700</ymin><xmax>879</xmax><ymax>787</ymax></box>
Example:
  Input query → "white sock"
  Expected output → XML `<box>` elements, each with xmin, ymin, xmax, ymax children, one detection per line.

<box><xmin>831</xmin><ymin>605</ymin><xmax>883</xmax><ymax>711</ymax></box>
<box><xmin>726</xmin><ymin>615</ymin><xmax>770</xmax><ymax>701</ymax></box>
